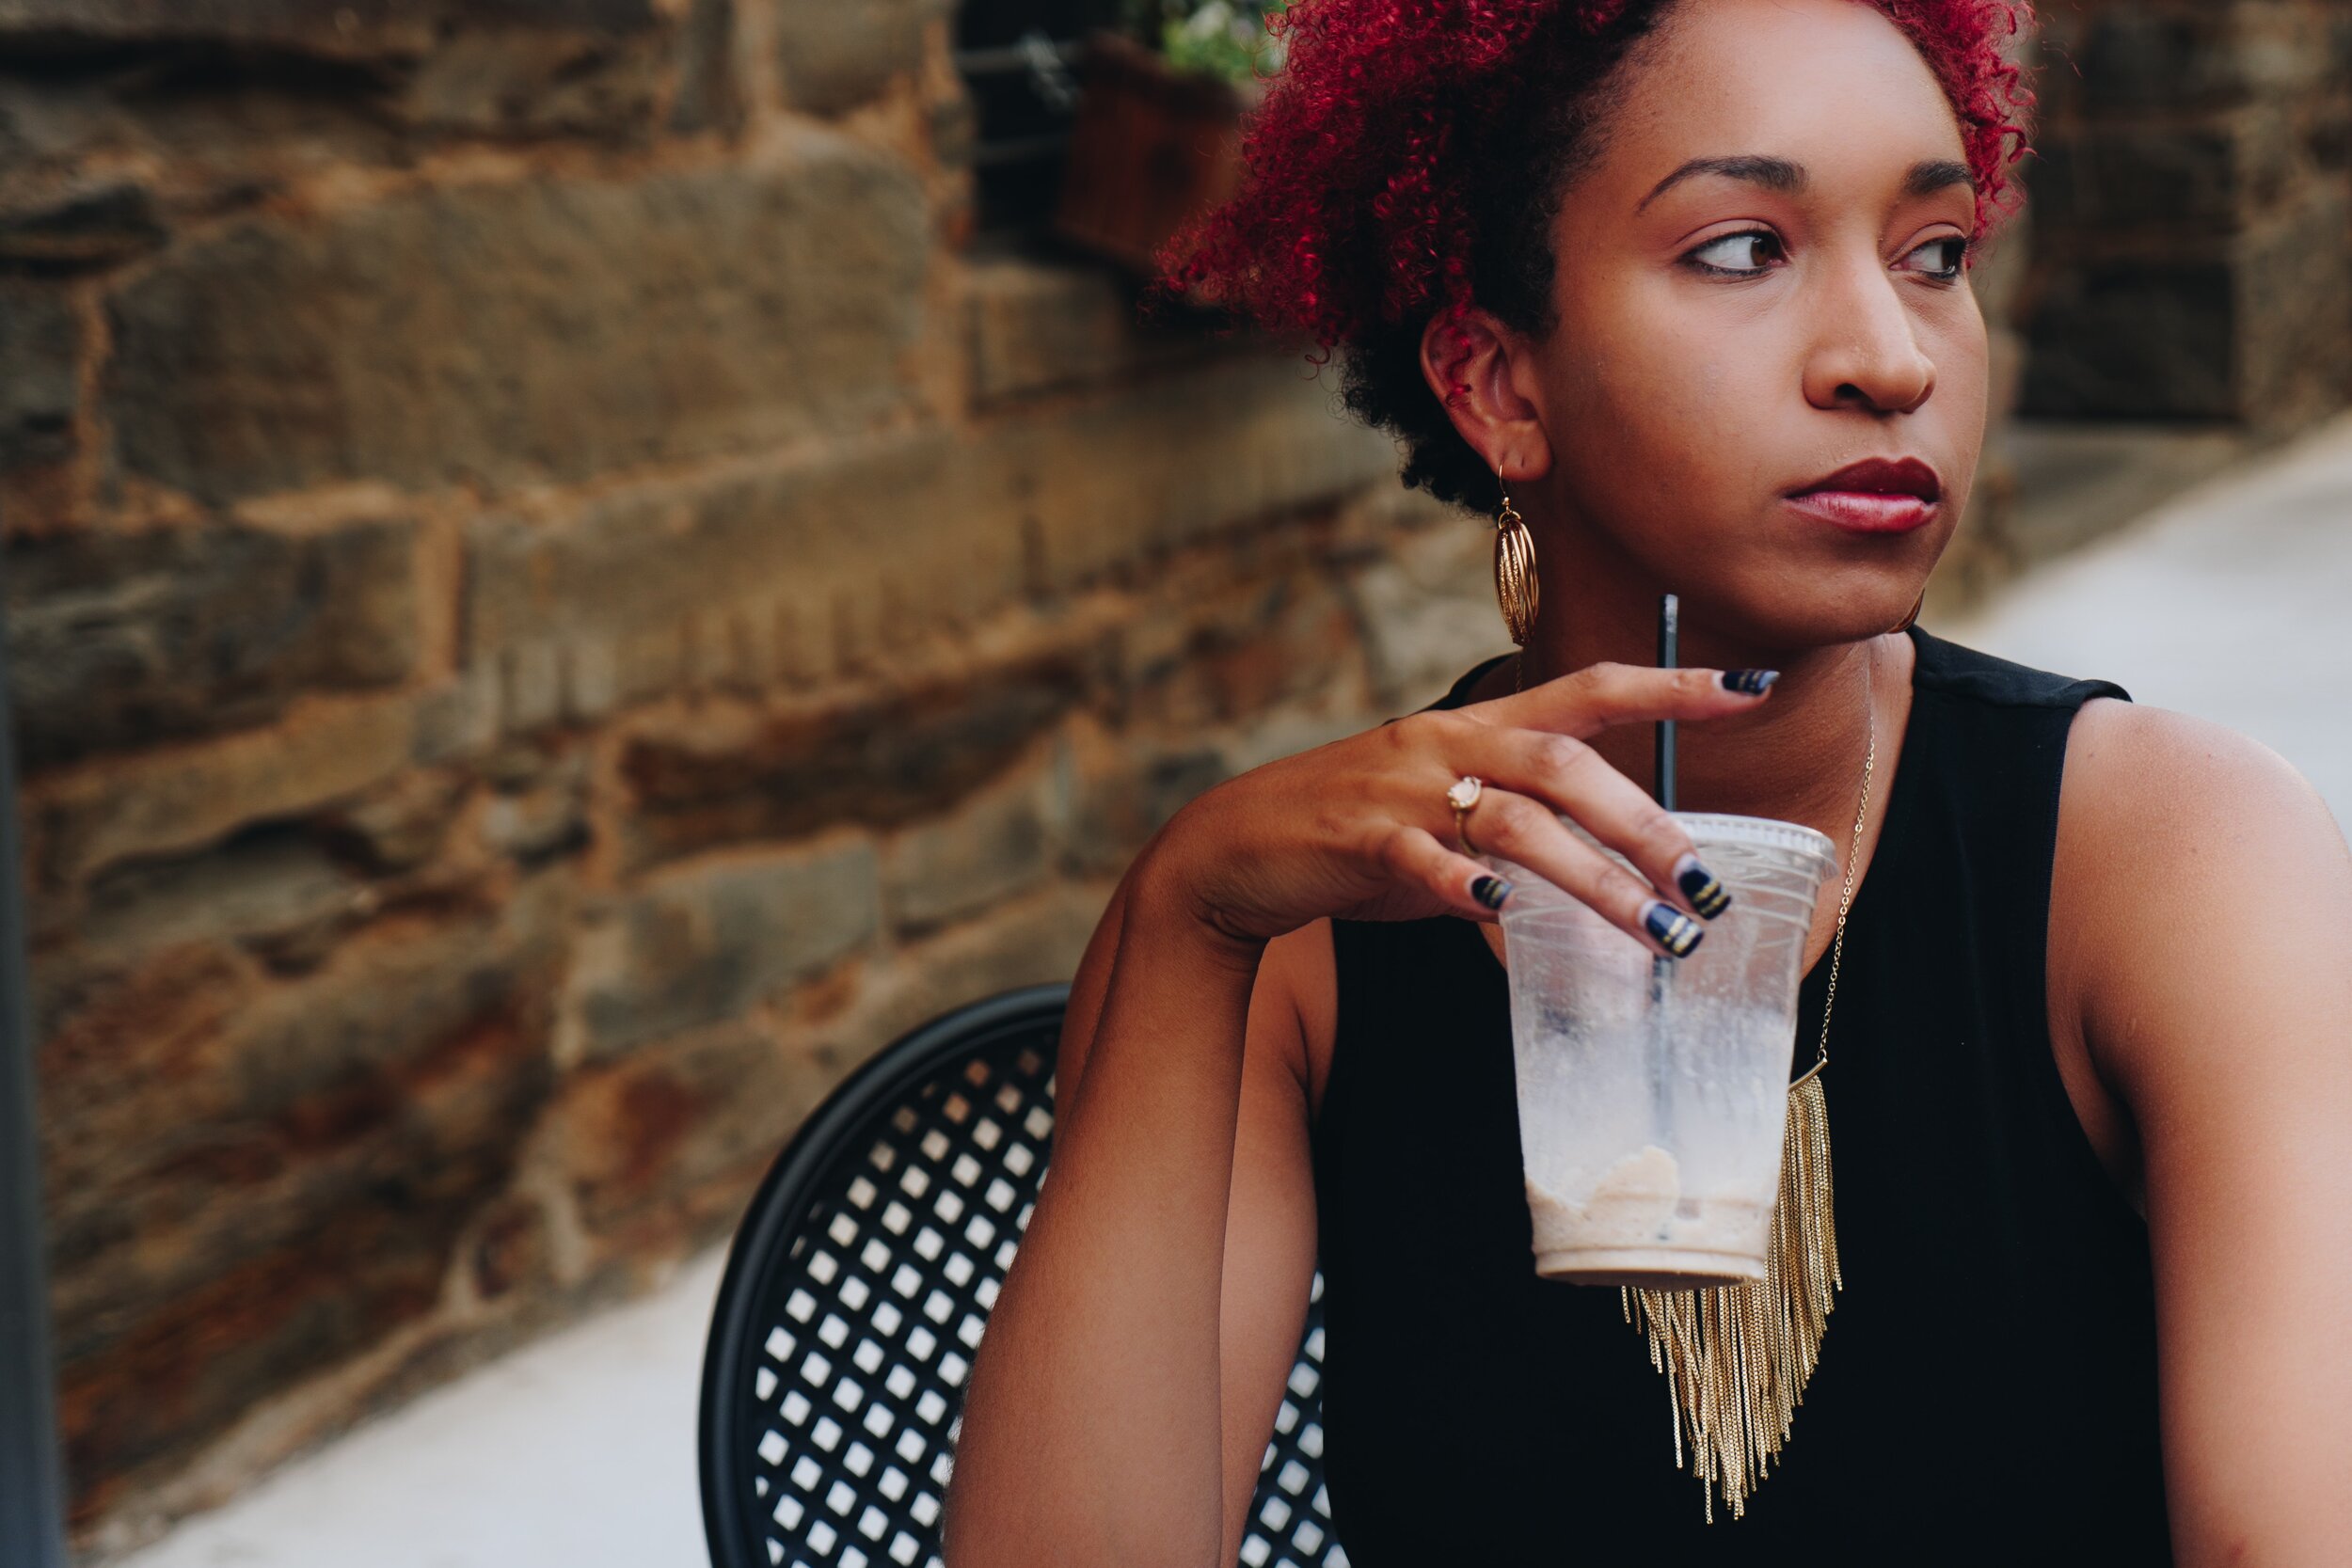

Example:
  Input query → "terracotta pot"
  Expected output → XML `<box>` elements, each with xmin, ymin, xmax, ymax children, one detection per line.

<box><xmin>1052</xmin><ymin>30</ymin><xmax>1261</xmax><ymax>278</ymax></box>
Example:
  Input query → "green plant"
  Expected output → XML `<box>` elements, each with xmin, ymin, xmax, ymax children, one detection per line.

<box><xmin>1125</xmin><ymin>0</ymin><xmax>1292</xmax><ymax>84</ymax></box>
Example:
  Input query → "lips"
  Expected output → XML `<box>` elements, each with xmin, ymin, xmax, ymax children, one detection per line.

<box><xmin>1785</xmin><ymin>456</ymin><xmax>1943</xmax><ymax>534</ymax></box>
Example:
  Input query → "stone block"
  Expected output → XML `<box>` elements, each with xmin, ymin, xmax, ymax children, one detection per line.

<box><xmin>1055</xmin><ymin>711</ymin><xmax>1232</xmax><ymax>879</ymax></box>
<box><xmin>0</xmin><ymin>0</ymin><xmax>660</xmax><ymax>56</ymax></box>
<box><xmin>0</xmin><ymin>282</ymin><xmax>78</xmax><ymax>470</ymax></box>
<box><xmin>476</xmin><ymin>747</ymin><xmax>592</xmax><ymax>869</ymax></box>
<box><xmin>879</xmin><ymin>748</ymin><xmax>1057</xmax><ymax>936</ymax></box>
<box><xmin>391</xmin><ymin>25</ymin><xmax>667</xmax><ymax>136</ymax></box>
<box><xmin>1120</xmin><ymin>559</ymin><xmax>1368</xmax><ymax>732</ymax></box>
<box><xmin>790</xmin><ymin>881</ymin><xmax>1106</xmax><ymax>1069</ymax></box>
<box><xmin>566</xmin><ymin>836</ymin><xmax>881</xmax><ymax>1063</ymax></box>
<box><xmin>775</xmin><ymin>0</ymin><xmax>947</xmax><ymax>117</ymax></box>
<box><xmin>41</xmin><ymin>886</ymin><xmax>565</xmax><ymax>1519</ymax></box>
<box><xmin>1002</xmin><ymin>350</ymin><xmax>1399</xmax><ymax>594</ymax></box>
<box><xmin>2233</xmin><ymin>185</ymin><xmax>2352</xmax><ymax>428</ymax></box>
<box><xmin>463</xmin><ymin>425</ymin><xmax>1026</xmax><ymax>705</ymax></box>
<box><xmin>78</xmin><ymin>820</ymin><xmax>365</xmax><ymax>969</ymax></box>
<box><xmin>24</xmin><ymin>690</ymin><xmax>417</xmax><ymax>896</ymax></box>
<box><xmin>103</xmin><ymin>139</ymin><xmax>930</xmax><ymax>503</ymax></box>
<box><xmin>961</xmin><ymin>253</ymin><xmax>1204</xmax><ymax>405</ymax></box>
<box><xmin>669</xmin><ymin>0</ymin><xmax>742</xmax><ymax>135</ymax></box>
<box><xmin>2021</xmin><ymin>185</ymin><xmax>2351</xmax><ymax>424</ymax></box>
<box><xmin>2050</xmin><ymin>0</ymin><xmax>2340</xmax><ymax>114</ymax></box>
<box><xmin>552</xmin><ymin>1018</ymin><xmax>836</xmax><ymax>1244</ymax></box>
<box><xmin>0</xmin><ymin>183</ymin><xmax>166</xmax><ymax>275</ymax></box>
<box><xmin>412</xmin><ymin>664</ymin><xmax>503</xmax><ymax>767</ymax></box>
<box><xmin>6</xmin><ymin>515</ymin><xmax>419</xmax><ymax>768</ymax></box>
<box><xmin>613</xmin><ymin>639</ymin><xmax>1101</xmax><ymax>869</ymax></box>
<box><xmin>2019</xmin><ymin>249</ymin><xmax>2235</xmax><ymax>418</ymax></box>
<box><xmin>2313</xmin><ymin>91</ymin><xmax>2351</xmax><ymax>179</ymax></box>
<box><xmin>464</xmin><ymin>1192</ymin><xmax>556</xmax><ymax>1304</ymax></box>
<box><xmin>1329</xmin><ymin>496</ymin><xmax>1491</xmax><ymax>699</ymax></box>
<box><xmin>2027</xmin><ymin>109</ymin><xmax>2301</xmax><ymax>236</ymax></box>
<box><xmin>312</xmin><ymin>768</ymin><xmax>471</xmax><ymax>876</ymax></box>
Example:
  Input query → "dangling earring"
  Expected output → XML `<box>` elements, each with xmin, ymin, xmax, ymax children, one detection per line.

<box><xmin>1493</xmin><ymin>467</ymin><xmax>1540</xmax><ymax>648</ymax></box>
<box><xmin>1890</xmin><ymin>587</ymin><xmax>1925</xmax><ymax>634</ymax></box>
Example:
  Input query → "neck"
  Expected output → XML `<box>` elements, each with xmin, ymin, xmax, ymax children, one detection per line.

<box><xmin>1508</xmin><ymin>532</ymin><xmax>1903</xmax><ymax>841</ymax></box>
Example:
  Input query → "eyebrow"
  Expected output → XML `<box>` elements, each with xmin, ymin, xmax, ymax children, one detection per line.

<box><xmin>1901</xmin><ymin>158</ymin><xmax>1975</xmax><ymax>199</ymax></box>
<box><xmin>1635</xmin><ymin>154</ymin><xmax>1976</xmax><ymax>212</ymax></box>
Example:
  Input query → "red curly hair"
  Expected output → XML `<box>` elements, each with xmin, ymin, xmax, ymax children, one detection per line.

<box><xmin>1143</xmin><ymin>0</ymin><xmax>2036</xmax><ymax>513</ymax></box>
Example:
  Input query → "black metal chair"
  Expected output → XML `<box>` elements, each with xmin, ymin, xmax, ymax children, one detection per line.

<box><xmin>698</xmin><ymin>982</ymin><xmax>1344</xmax><ymax>1568</ymax></box>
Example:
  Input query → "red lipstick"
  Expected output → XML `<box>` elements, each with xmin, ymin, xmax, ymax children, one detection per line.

<box><xmin>1785</xmin><ymin>456</ymin><xmax>1942</xmax><ymax>534</ymax></box>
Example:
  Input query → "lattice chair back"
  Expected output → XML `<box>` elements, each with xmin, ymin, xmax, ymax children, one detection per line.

<box><xmin>699</xmin><ymin>982</ymin><xmax>1344</xmax><ymax>1568</ymax></box>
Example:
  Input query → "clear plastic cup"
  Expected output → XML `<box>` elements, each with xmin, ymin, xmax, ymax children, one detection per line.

<box><xmin>1477</xmin><ymin>813</ymin><xmax>1837</xmax><ymax>1289</ymax></box>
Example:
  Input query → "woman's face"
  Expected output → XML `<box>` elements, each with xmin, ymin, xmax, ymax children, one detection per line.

<box><xmin>1523</xmin><ymin>0</ymin><xmax>1988</xmax><ymax>646</ymax></box>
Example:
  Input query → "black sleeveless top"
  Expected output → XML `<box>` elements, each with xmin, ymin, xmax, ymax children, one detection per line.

<box><xmin>1310</xmin><ymin>626</ymin><xmax>2171</xmax><ymax>1561</ymax></box>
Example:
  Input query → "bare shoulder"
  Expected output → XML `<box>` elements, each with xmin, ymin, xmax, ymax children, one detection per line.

<box><xmin>2055</xmin><ymin>705</ymin><xmax>2352</xmax><ymax>1555</ymax></box>
<box><xmin>2063</xmin><ymin>697</ymin><xmax>2340</xmax><ymax>840</ymax></box>
<box><xmin>2056</xmin><ymin>695</ymin><xmax>2351</xmax><ymax>1095</ymax></box>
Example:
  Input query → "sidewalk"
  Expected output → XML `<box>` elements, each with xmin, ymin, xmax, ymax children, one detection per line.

<box><xmin>111</xmin><ymin>411</ymin><xmax>2352</xmax><ymax>1568</ymax></box>
<box><xmin>117</xmin><ymin>1244</ymin><xmax>729</xmax><ymax>1567</ymax></box>
<box><xmin>1944</xmin><ymin>409</ymin><xmax>2352</xmax><ymax>831</ymax></box>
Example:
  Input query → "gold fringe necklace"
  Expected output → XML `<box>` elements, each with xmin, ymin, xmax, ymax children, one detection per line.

<box><xmin>1618</xmin><ymin>652</ymin><xmax>1877</xmax><ymax>1522</ymax></box>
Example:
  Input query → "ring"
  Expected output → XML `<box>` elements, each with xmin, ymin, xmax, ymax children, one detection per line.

<box><xmin>1446</xmin><ymin>775</ymin><xmax>1486</xmax><ymax>855</ymax></box>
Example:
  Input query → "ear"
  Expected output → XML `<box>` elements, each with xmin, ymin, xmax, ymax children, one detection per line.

<box><xmin>1419</xmin><ymin>304</ymin><xmax>1554</xmax><ymax>486</ymax></box>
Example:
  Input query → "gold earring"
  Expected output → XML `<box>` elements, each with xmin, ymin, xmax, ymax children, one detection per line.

<box><xmin>1890</xmin><ymin>587</ymin><xmax>1925</xmax><ymax>634</ymax></box>
<box><xmin>1493</xmin><ymin>467</ymin><xmax>1540</xmax><ymax>647</ymax></box>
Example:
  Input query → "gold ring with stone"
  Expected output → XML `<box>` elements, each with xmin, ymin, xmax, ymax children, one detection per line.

<box><xmin>1446</xmin><ymin>775</ymin><xmax>1485</xmax><ymax>855</ymax></box>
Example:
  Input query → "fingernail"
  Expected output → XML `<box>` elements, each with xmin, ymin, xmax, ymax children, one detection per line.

<box><xmin>1471</xmin><ymin>875</ymin><xmax>1514</xmax><ymax>911</ymax></box>
<box><xmin>1644</xmin><ymin>900</ymin><xmax>1705</xmax><ymax>958</ymax></box>
<box><xmin>1720</xmin><ymin>669</ymin><xmax>1779</xmax><ymax>696</ymax></box>
<box><xmin>1674</xmin><ymin>854</ymin><xmax>1733</xmax><ymax>919</ymax></box>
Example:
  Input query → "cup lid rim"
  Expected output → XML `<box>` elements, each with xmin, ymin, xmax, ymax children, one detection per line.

<box><xmin>1665</xmin><ymin>811</ymin><xmax>1838</xmax><ymax>860</ymax></box>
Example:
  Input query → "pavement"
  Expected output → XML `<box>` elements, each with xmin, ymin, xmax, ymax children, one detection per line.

<box><xmin>108</xmin><ymin>409</ymin><xmax>2352</xmax><ymax>1568</ymax></box>
<box><xmin>1944</xmin><ymin>409</ymin><xmax>2352</xmax><ymax>832</ymax></box>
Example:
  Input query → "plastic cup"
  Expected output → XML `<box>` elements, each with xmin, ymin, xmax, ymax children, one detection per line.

<box><xmin>1476</xmin><ymin>813</ymin><xmax>1837</xmax><ymax>1289</ymax></box>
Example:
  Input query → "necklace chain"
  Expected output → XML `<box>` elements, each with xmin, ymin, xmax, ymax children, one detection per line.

<box><xmin>1799</xmin><ymin>647</ymin><xmax>1876</xmax><ymax>1084</ymax></box>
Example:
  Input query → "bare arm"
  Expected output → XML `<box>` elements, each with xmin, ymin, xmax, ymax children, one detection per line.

<box><xmin>943</xmin><ymin>662</ymin><xmax>1770</xmax><ymax>1563</ymax></box>
<box><xmin>942</xmin><ymin>853</ymin><xmax>1320</xmax><ymax>1567</ymax></box>
<box><xmin>2059</xmin><ymin>701</ymin><xmax>2352</xmax><ymax>1562</ymax></box>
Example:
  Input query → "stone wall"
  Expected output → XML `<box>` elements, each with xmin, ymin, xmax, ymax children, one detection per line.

<box><xmin>0</xmin><ymin>5</ymin><xmax>1502</xmax><ymax>1555</ymax></box>
<box><xmin>2019</xmin><ymin>0</ymin><xmax>2352</xmax><ymax>425</ymax></box>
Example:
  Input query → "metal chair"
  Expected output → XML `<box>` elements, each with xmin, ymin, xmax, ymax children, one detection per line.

<box><xmin>698</xmin><ymin>982</ymin><xmax>1344</xmax><ymax>1568</ymax></box>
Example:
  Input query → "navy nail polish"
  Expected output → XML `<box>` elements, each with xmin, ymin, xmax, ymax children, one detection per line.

<box><xmin>1674</xmin><ymin>854</ymin><xmax>1733</xmax><ymax>919</ymax></box>
<box><xmin>1720</xmin><ymin>669</ymin><xmax>1780</xmax><ymax>696</ymax></box>
<box><xmin>1644</xmin><ymin>900</ymin><xmax>1705</xmax><ymax>958</ymax></box>
<box><xmin>1471</xmin><ymin>875</ymin><xmax>1513</xmax><ymax>911</ymax></box>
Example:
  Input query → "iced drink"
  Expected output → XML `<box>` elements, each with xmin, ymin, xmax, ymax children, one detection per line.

<box><xmin>1478</xmin><ymin>814</ymin><xmax>1836</xmax><ymax>1288</ymax></box>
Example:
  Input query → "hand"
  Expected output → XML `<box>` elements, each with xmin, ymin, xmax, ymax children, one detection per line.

<box><xmin>1136</xmin><ymin>661</ymin><xmax>1779</xmax><ymax>958</ymax></box>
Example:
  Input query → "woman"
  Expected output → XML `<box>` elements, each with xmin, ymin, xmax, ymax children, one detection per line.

<box><xmin>945</xmin><ymin>0</ymin><xmax>2352</xmax><ymax>1561</ymax></box>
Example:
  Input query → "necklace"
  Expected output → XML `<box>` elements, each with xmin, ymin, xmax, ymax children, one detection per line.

<box><xmin>1618</xmin><ymin>643</ymin><xmax>1877</xmax><ymax>1522</ymax></box>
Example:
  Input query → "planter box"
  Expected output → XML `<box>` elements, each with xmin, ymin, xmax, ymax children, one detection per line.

<box><xmin>1053</xmin><ymin>30</ymin><xmax>1261</xmax><ymax>277</ymax></box>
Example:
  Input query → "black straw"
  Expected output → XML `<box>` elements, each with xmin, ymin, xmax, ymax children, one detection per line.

<box><xmin>1655</xmin><ymin>594</ymin><xmax>1678</xmax><ymax>810</ymax></box>
<box><xmin>1646</xmin><ymin>594</ymin><xmax>1679</xmax><ymax>1103</ymax></box>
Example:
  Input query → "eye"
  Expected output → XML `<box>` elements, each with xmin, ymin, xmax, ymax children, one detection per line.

<box><xmin>1682</xmin><ymin>229</ymin><xmax>1785</xmax><ymax>277</ymax></box>
<box><xmin>1899</xmin><ymin>234</ymin><xmax>1970</xmax><ymax>281</ymax></box>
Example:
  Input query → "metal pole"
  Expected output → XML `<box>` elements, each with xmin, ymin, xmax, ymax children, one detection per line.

<box><xmin>0</xmin><ymin>561</ymin><xmax>71</xmax><ymax>1564</ymax></box>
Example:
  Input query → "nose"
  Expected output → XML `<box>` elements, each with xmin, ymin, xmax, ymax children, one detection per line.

<box><xmin>1801</xmin><ymin>255</ymin><xmax>1936</xmax><ymax>416</ymax></box>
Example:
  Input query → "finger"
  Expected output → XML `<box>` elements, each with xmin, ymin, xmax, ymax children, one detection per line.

<box><xmin>1460</xmin><ymin>786</ymin><xmax>1705</xmax><ymax>958</ymax></box>
<box><xmin>1377</xmin><ymin>822</ymin><xmax>1522</xmax><ymax>921</ymax></box>
<box><xmin>1470</xmin><ymin>727</ymin><xmax>1732</xmax><ymax>921</ymax></box>
<box><xmin>1468</xmin><ymin>661</ymin><xmax>1778</xmax><ymax>740</ymax></box>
